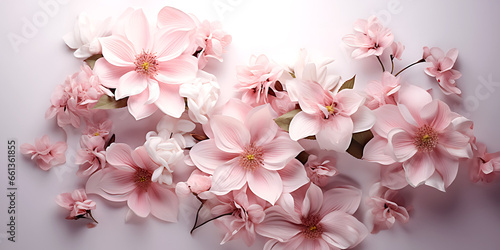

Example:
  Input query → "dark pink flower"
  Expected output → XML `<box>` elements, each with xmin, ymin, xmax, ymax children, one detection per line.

<box><xmin>21</xmin><ymin>135</ymin><xmax>67</xmax><ymax>171</ymax></box>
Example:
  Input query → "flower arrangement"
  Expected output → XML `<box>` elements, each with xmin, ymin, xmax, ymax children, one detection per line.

<box><xmin>20</xmin><ymin>5</ymin><xmax>500</xmax><ymax>250</ymax></box>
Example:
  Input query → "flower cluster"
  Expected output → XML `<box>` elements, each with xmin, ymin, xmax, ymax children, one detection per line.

<box><xmin>21</xmin><ymin>8</ymin><xmax>500</xmax><ymax>250</ymax></box>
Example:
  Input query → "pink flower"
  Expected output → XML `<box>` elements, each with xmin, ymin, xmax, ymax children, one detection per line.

<box><xmin>63</xmin><ymin>12</ymin><xmax>112</xmax><ymax>59</ymax></box>
<box><xmin>379</xmin><ymin>163</ymin><xmax>408</xmax><ymax>190</ymax></box>
<box><xmin>179</xmin><ymin>71</ymin><xmax>221</xmax><ymax>124</ymax></box>
<box><xmin>195</xmin><ymin>20</ymin><xmax>232</xmax><ymax>69</ymax></box>
<box><xmin>176</xmin><ymin>169</ymin><xmax>212</xmax><ymax>195</ymax></box>
<box><xmin>269</xmin><ymin>91</ymin><xmax>297</xmax><ymax>116</ymax></box>
<box><xmin>390</xmin><ymin>41</ymin><xmax>405</xmax><ymax>60</ymax></box>
<box><xmin>46</xmin><ymin>64</ymin><xmax>109</xmax><ymax>128</ymax></box>
<box><xmin>86</xmin><ymin>143</ymin><xmax>178</xmax><ymax>222</ymax></box>
<box><xmin>470</xmin><ymin>142</ymin><xmax>500</xmax><ymax>183</ymax></box>
<box><xmin>94</xmin><ymin>9</ymin><xmax>198</xmax><ymax>120</ymax></box>
<box><xmin>423</xmin><ymin>47</ymin><xmax>462</xmax><ymax>95</ymax></box>
<box><xmin>56</xmin><ymin>189</ymin><xmax>96</xmax><ymax>220</ymax></box>
<box><xmin>343</xmin><ymin>16</ymin><xmax>394</xmax><ymax>59</ymax></box>
<box><xmin>364</xmin><ymin>84</ymin><xmax>473</xmax><ymax>190</ymax></box>
<box><xmin>286</xmin><ymin>49</ymin><xmax>340</xmax><ymax>91</ymax></box>
<box><xmin>256</xmin><ymin>184</ymin><xmax>368</xmax><ymax>250</ymax></box>
<box><xmin>21</xmin><ymin>135</ymin><xmax>67</xmax><ymax>171</ymax></box>
<box><xmin>210</xmin><ymin>187</ymin><xmax>267</xmax><ymax>246</ymax></box>
<box><xmin>365</xmin><ymin>183</ymin><xmax>410</xmax><ymax>234</ymax></box>
<box><xmin>304</xmin><ymin>153</ymin><xmax>337</xmax><ymax>187</ymax></box>
<box><xmin>189</xmin><ymin>105</ymin><xmax>304</xmax><ymax>204</ymax></box>
<box><xmin>75</xmin><ymin>135</ymin><xmax>106</xmax><ymax>177</ymax></box>
<box><xmin>364</xmin><ymin>72</ymin><xmax>400</xmax><ymax>110</ymax></box>
<box><xmin>236</xmin><ymin>54</ymin><xmax>284</xmax><ymax>107</ymax></box>
<box><xmin>287</xmin><ymin>79</ymin><xmax>375</xmax><ymax>151</ymax></box>
<box><xmin>82</xmin><ymin>112</ymin><xmax>113</xmax><ymax>141</ymax></box>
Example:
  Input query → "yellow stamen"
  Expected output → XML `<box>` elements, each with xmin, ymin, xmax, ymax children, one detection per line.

<box><xmin>422</xmin><ymin>134</ymin><xmax>430</xmax><ymax>141</ymax></box>
<box><xmin>138</xmin><ymin>176</ymin><xmax>148</xmax><ymax>182</ymax></box>
<box><xmin>142</xmin><ymin>62</ymin><xmax>150</xmax><ymax>71</ymax></box>
<box><xmin>326</xmin><ymin>105</ymin><xmax>335</xmax><ymax>114</ymax></box>
<box><xmin>309</xmin><ymin>225</ymin><xmax>317</xmax><ymax>231</ymax></box>
<box><xmin>246</xmin><ymin>154</ymin><xmax>255</xmax><ymax>160</ymax></box>
<box><xmin>94</xmin><ymin>132</ymin><xmax>100</xmax><ymax>136</ymax></box>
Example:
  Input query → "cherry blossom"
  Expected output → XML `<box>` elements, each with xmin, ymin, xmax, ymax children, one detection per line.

<box><xmin>56</xmin><ymin>189</ymin><xmax>97</xmax><ymax>220</ymax></box>
<box><xmin>423</xmin><ymin>47</ymin><xmax>462</xmax><ymax>95</ymax></box>
<box><xmin>343</xmin><ymin>16</ymin><xmax>394</xmax><ymax>59</ymax></box>
<box><xmin>20</xmin><ymin>135</ymin><xmax>67</xmax><ymax>171</ymax></box>
<box><xmin>364</xmin><ymin>72</ymin><xmax>401</xmax><ymax>110</ymax></box>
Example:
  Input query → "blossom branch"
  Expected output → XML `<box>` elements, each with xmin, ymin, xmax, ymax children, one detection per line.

<box><xmin>394</xmin><ymin>58</ymin><xmax>425</xmax><ymax>76</ymax></box>
<box><xmin>376</xmin><ymin>56</ymin><xmax>386</xmax><ymax>72</ymax></box>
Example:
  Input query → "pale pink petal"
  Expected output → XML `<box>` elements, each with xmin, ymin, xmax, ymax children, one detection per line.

<box><xmin>351</xmin><ymin>106</ymin><xmax>375</xmax><ymax>133</ymax></box>
<box><xmin>99</xmin><ymin>36</ymin><xmax>136</xmax><ymax>67</ymax></box>
<box><xmin>372</xmin><ymin>104</ymin><xmax>413</xmax><ymax>138</ymax></box>
<box><xmin>380</xmin><ymin>163</ymin><xmax>408</xmax><ymax>190</ymax></box>
<box><xmin>388</xmin><ymin>128</ymin><xmax>418</xmax><ymax>162</ymax></box>
<box><xmin>316</xmin><ymin>116</ymin><xmax>353</xmax><ymax>152</ymax></box>
<box><xmin>245</xmin><ymin>104</ymin><xmax>278</xmax><ymax>146</ymax></box>
<box><xmin>256</xmin><ymin>206</ymin><xmax>302</xmax><ymax>241</ymax></box>
<box><xmin>363</xmin><ymin>136</ymin><xmax>396</xmax><ymax>165</ymax></box>
<box><xmin>156</xmin><ymin>55</ymin><xmax>198</xmax><ymax>83</ymax></box>
<box><xmin>211</xmin><ymin>115</ymin><xmax>249</xmax><ymax>153</ymax></box>
<box><xmin>321</xmin><ymin>211</ymin><xmax>368</xmax><ymax>249</ymax></box>
<box><xmin>154</xmin><ymin>83</ymin><xmax>184</xmax><ymax>118</ymax></box>
<box><xmin>302</xmin><ymin>184</ymin><xmax>323</xmax><ymax>217</ymax></box>
<box><xmin>127</xmin><ymin>190</ymin><xmax>151</xmax><ymax>217</ymax></box>
<box><xmin>157</xmin><ymin>6</ymin><xmax>196</xmax><ymax>30</ymax></box>
<box><xmin>115</xmin><ymin>71</ymin><xmax>149</xmax><ymax>100</ymax></box>
<box><xmin>320</xmin><ymin>186</ymin><xmax>361</xmax><ymax>216</ymax></box>
<box><xmin>286</xmin><ymin>79</ymin><xmax>329</xmax><ymax>114</ymax></box>
<box><xmin>396</xmin><ymin>84</ymin><xmax>432</xmax><ymax>123</ymax></box>
<box><xmin>439</xmin><ymin>130</ymin><xmax>471</xmax><ymax>158</ymax></box>
<box><xmin>125</xmin><ymin>9</ymin><xmax>151</xmax><ymax>52</ymax></box>
<box><xmin>106</xmin><ymin>143</ymin><xmax>136</xmax><ymax>169</ymax></box>
<box><xmin>289</xmin><ymin>111</ymin><xmax>321</xmax><ymax>141</ymax></box>
<box><xmin>99</xmin><ymin>167</ymin><xmax>136</xmax><ymax>194</ymax></box>
<box><xmin>93</xmin><ymin>58</ymin><xmax>133</xmax><ymax>88</ymax></box>
<box><xmin>210</xmin><ymin>163</ymin><xmax>247</xmax><ymax>195</ymax></box>
<box><xmin>403</xmin><ymin>153</ymin><xmax>435</xmax><ymax>187</ymax></box>
<box><xmin>127</xmin><ymin>90</ymin><xmax>158</xmax><ymax>120</ymax></box>
<box><xmin>55</xmin><ymin>193</ymin><xmax>74</xmax><ymax>210</ymax></box>
<box><xmin>427</xmin><ymin>147</ymin><xmax>459</xmax><ymax>190</ymax></box>
<box><xmin>261</xmin><ymin>135</ymin><xmax>303</xmax><ymax>170</ymax></box>
<box><xmin>190</xmin><ymin>140</ymin><xmax>239</xmax><ymax>174</ymax></box>
<box><xmin>149</xmin><ymin>184</ymin><xmax>178</xmax><ymax>222</ymax></box>
<box><xmin>247</xmin><ymin>168</ymin><xmax>283</xmax><ymax>205</ymax></box>
<box><xmin>278</xmin><ymin>159</ymin><xmax>310</xmax><ymax>193</ymax></box>
<box><xmin>336</xmin><ymin>89</ymin><xmax>365</xmax><ymax>116</ymax></box>
<box><xmin>420</xmin><ymin>100</ymin><xmax>451</xmax><ymax>131</ymax></box>
<box><xmin>155</xmin><ymin>30</ymin><xmax>191</xmax><ymax>61</ymax></box>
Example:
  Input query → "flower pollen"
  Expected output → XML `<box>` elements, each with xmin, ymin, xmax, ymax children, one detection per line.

<box><xmin>301</xmin><ymin>214</ymin><xmax>323</xmax><ymax>239</ymax></box>
<box><xmin>135</xmin><ymin>50</ymin><xmax>159</xmax><ymax>76</ymax></box>
<box><xmin>239</xmin><ymin>143</ymin><xmax>264</xmax><ymax>171</ymax></box>
<box><xmin>414</xmin><ymin>124</ymin><xmax>439</xmax><ymax>152</ymax></box>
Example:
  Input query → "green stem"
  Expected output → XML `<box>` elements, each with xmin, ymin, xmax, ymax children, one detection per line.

<box><xmin>376</xmin><ymin>56</ymin><xmax>386</xmax><ymax>72</ymax></box>
<box><xmin>190</xmin><ymin>212</ymin><xmax>233</xmax><ymax>234</ymax></box>
<box><xmin>394</xmin><ymin>58</ymin><xmax>425</xmax><ymax>76</ymax></box>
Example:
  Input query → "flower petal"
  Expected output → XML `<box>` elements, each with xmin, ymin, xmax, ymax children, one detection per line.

<box><xmin>149</xmin><ymin>184</ymin><xmax>179</xmax><ymax>222</ymax></box>
<box><xmin>336</xmin><ymin>89</ymin><xmax>365</xmax><ymax>116</ymax></box>
<box><xmin>190</xmin><ymin>140</ymin><xmax>238</xmax><ymax>174</ymax></box>
<box><xmin>100</xmin><ymin>36</ymin><xmax>136</xmax><ymax>67</ymax></box>
<box><xmin>155</xmin><ymin>30</ymin><xmax>191</xmax><ymax>61</ymax></box>
<box><xmin>262</xmin><ymin>134</ymin><xmax>303</xmax><ymax>170</ymax></box>
<box><xmin>247</xmin><ymin>168</ymin><xmax>283</xmax><ymax>205</ymax></box>
<box><xmin>211</xmin><ymin>115</ymin><xmax>249</xmax><ymax>153</ymax></box>
<box><xmin>106</xmin><ymin>143</ymin><xmax>136</xmax><ymax>169</ymax></box>
<box><xmin>289</xmin><ymin>111</ymin><xmax>321</xmax><ymax>141</ymax></box>
<box><xmin>363</xmin><ymin>136</ymin><xmax>396</xmax><ymax>165</ymax></box>
<box><xmin>127</xmin><ymin>90</ymin><xmax>158</xmax><ymax>120</ymax></box>
<box><xmin>278</xmin><ymin>159</ymin><xmax>309</xmax><ymax>193</ymax></box>
<box><xmin>316</xmin><ymin>116</ymin><xmax>353</xmax><ymax>152</ymax></box>
<box><xmin>351</xmin><ymin>106</ymin><xmax>375</xmax><ymax>133</ymax></box>
<box><xmin>156</xmin><ymin>55</ymin><xmax>198</xmax><ymax>84</ymax></box>
<box><xmin>154</xmin><ymin>83</ymin><xmax>184</xmax><ymax>118</ymax></box>
<box><xmin>127</xmin><ymin>190</ymin><xmax>151</xmax><ymax>218</ymax></box>
<box><xmin>256</xmin><ymin>206</ymin><xmax>302</xmax><ymax>242</ymax></box>
<box><xmin>320</xmin><ymin>186</ymin><xmax>361</xmax><ymax>216</ymax></box>
<box><xmin>388</xmin><ymin>128</ymin><xmax>418</xmax><ymax>162</ymax></box>
<box><xmin>302</xmin><ymin>184</ymin><xmax>323</xmax><ymax>217</ymax></box>
<box><xmin>116</xmin><ymin>71</ymin><xmax>149</xmax><ymax>100</ymax></box>
<box><xmin>372</xmin><ymin>104</ymin><xmax>413</xmax><ymax>138</ymax></box>
<box><xmin>93</xmin><ymin>58</ymin><xmax>133</xmax><ymax>88</ymax></box>
<box><xmin>403</xmin><ymin>152</ymin><xmax>435</xmax><ymax>187</ymax></box>
<box><xmin>420</xmin><ymin>100</ymin><xmax>452</xmax><ymax>131</ymax></box>
<box><xmin>321</xmin><ymin>211</ymin><xmax>368</xmax><ymax>249</ymax></box>
<box><xmin>125</xmin><ymin>9</ymin><xmax>151</xmax><ymax>52</ymax></box>
<box><xmin>210</xmin><ymin>163</ymin><xmax>247</xmax><ymax>195</ymax></box>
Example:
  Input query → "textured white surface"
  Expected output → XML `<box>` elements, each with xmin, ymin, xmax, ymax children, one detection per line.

<box><xmin>1</xmin><ymin>0</ymin><xmax>500</xmax><ymax>249</ymax></box>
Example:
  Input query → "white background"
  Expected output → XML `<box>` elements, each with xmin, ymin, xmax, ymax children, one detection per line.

<box><xmin>1</xmin><ymin>0</ymin><xmax>500</xmax><ymax>249</ymax></box>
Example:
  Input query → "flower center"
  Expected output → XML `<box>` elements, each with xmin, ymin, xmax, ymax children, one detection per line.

<box><xmin>326</xmin><ymin>105</ymin><xmax>335</xmax><ymax>114</ymax></box>
<box><xmin>134</xmin><ymin>168</ymin><xmax>152</xmax><ymax>191</ymax></box>
<box><xmin>239</xmin><ymin>143</ymin><xmax>264</xmax><ymax>171</ymax></box>
<box><xmin>94</xmin><ymin>132</ymin><xmax>100</xmax><ymax>136</ymax></box>
<box><xmin>414</xmin><ymin>124</ymin><xmax>439</xmax><ymax>152</ymax></box>
<box><xmin>134</xmin><ymin>50</ymin><xmax>159</xmax><ymax>76</ymax></box>
<box><xmin>301</xmin><ymin>214</ymin><xmax>323</xmax><ymax>239</ymax></box>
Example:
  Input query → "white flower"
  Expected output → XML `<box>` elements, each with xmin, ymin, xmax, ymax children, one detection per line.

<box><xmin>179</xmin><ymin>71</ymin><xmax>220</xmax><ymax>124</ymax></box>
<box><xmin>63</xmin><ymin>12</ymin><xmax>113</xmax><ymax>59</ymax></box>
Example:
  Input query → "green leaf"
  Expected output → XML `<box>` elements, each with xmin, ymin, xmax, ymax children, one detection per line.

<box><xmin>274</xmin><ymin>109</ymin><xmax>301</xmax><ymax>132</ymax></box>
<box><xmin>93</xmin><ymin>95</ymin><xmax>128</xmax><ymax>109</ymax></box>
<box><xmin>338</xmin><ymin>75</ymin><xmax>356</xmax><ymax>92</ymax></box>
<box><xmin>85</xmin><ymin>54</ymin><xmax>103</xmax><ymax>70</ymax></box>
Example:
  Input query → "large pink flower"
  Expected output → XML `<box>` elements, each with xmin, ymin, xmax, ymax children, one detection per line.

<box><xmin>94</xmin><ymin>9</ymin><xmax>198</xmax><ymax>120</ymax></box>
<box><xmin>20</xmin><ymin>135</ymin><xmax>67</xmax><ymax>171</ymax></box>
<box><xmin>189</xmin><ymin>105</ymin><xmax>304</xmax><ymax>204</ymax></box>
<box><xmin>423</xmin><ymin>47</ymin><xmax>462</xmax><ymax>95</ymax></box>
<box><xmin>256</xmin><ymin>184</ymin><xmax>368</xmax><ymax>250</ymax></box>
<box><xmin>342</xmin><ymin>16</ymin><xmax>394</xmax><ymax>59</ymax></box>
<box><xmin>364</xmin><ymin>84</ymin><xmax>473</xmax><ymax>190</ymax></box>
<box><xmin>86</xmin><ymin>143</ymin><xmax>178</xmax><ymax>222</ymax></box>
<box><xmin>287</xmin><ymin>79</ymin><xmax>375</xmax><ymax>151</ymax></box>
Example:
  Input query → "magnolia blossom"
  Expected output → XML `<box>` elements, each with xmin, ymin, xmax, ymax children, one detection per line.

<box><xmin>94</xmin><ymin>9</ymin><xmax>197</xmax><ymax>120</ymax></box>
<box><xmin>179</xmin><ymin>71</ymin><xmax>221</xmax><ymax>124</ymax></box>
<box><xmin>190</xmin><ymin>105</ymin><xmax>304</xmax><ymax>204</ymax></box>
<box><xmin>64</xmin><ymin>12</ymin><xmax>113</xmax><ymax>58</ymax></box>
<box><xmin>236</xmin><ymin>54</ymin><xmax>284</xmax><ymax>106</ymax></box>
<box><xmin>56</xmin><ymin>189</ymin><xmax>96</xmax><ymax>220</ymax></box>
<box><xmin>210</xmin><ymin>187</ymin><xmax>267</xmax><ymax>246</ymax></box>
<box><xmin>364</xmin><ymin>84</ymin><xmax>474</xmax><ymax>191</ymax></box>
<box><xmin>423</xmin><ymin>47</ymin><xmax>462</xmax><ymax>95</ymax></box>
<box><xmin>20</xmin><ymin>135</ymin><xmax>67</xmax><ymax>171</ymax></box>
<box><xmin>343</xmin><ymin>16</ymin><xmax>394</xmax><ymax>59</ymax></box>
<box><xmin>75</xmin><ymin>135</ymin><xmax>106</xmax><ymax>177</ymax></box>
<box><xmin>366</xmin><ymin>183</ymin><xmax>410</xmax><ymax>234</ymax></box>
<box><xmin>365</xmin><ymin>72</ymin><xmax>401</xmax><ymax>110</ymax></box>
<box><xmin>46</xmin><ymin>64</ymin><xmax>109</xmax><ymax>128</ymax></box>
<box><xmin>470</xmin><ymin>142</ymin><xmax>500</xmax><ymax>183</ymax></box>
<box><xmin>287</xmin><ymin>79</ymin><xmax>375</xmax><ymax>151</ymax></box>
<box><xmin>86</xmin><ymin>144</ymin><xmax>178</xmax><ymax>222</ymax></box>
<box><xmin>256</xmin><ymin>184</ymin><xmax>368</xmax><ymax>250</ymax></box>
<box><xmin>304</xmin><ymin>153</ymin><xmax>337</xmax><ymax>187</ymax></box>
<box><xmin>195</xmin><ymin>20</ymin><xmax>232</xmax><ymax>69</ymax></box>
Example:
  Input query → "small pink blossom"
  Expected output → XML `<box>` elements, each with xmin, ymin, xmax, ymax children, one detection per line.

<box><xmin>423</xmin><ymin>47</ymin><xmax>462</xmax><ymax>95</ymax></box>
<box><xmin>365</xmin><ymin>183</ymin><xmax>410</xmax><ymax>234</ymax></box>
<box><xmin>304</xmin><ymin>153</ymin><xmax>337</xmax><ymax>187</ymax></box>
<box><xmin>343</xmin><ymin>16</ymin><xmax>394</xmax><ymax>59</ymax></box>
<box><xmin>20</xmin><ymin>135</ymin><xmax>67</xmax><ymax>171</ymax></box>
<box><xmin>189</xmin><ymin>105</ymin><xmax>304</xmax><ymax>204</ymax></box>
<box><xmin>75</xmin><ymin>135</ymin><xmax>106</xmax><ymax>177</ymax></box>
<box><xmin>256</xmin><ymin>184</ymin><xmax>368</xmax><ymax>250</ymax></box>
<box><xmin>195</xmin><ymin>20</ymin><xmax>232</xmax><ymax>69</ymax></box>
<box><xmin>390</xmin><ymin>41</ymin><xmax>405</xmax><ymax>60</ymax></box>
<box><xmin>470</xmin><ymin>142</ymin><xmax>500</xmax><ymax>183</ymax></box>
<box><xmin>56</xmin><ymin>189</ymin><xmax>96</xmax><ymax>220</ymax></box>
<box><xmin>287</xmin><ymin>79</ymin><xmax>375</xmax><ymax>151</ymax></box>
<box><xmin>86</xmin><ymin>143</ymin><xmax>178</xmax><ymax>222</ymax></box>
<box><xmin>364</xmin><ymin>84</ymin><xmax>473</xmax><ymax>190</ymax></box>
<box><xmin>236</xmin><ymin>54</ymin><xmax>284</xmax><ymax>106</ymax></box>
<box><xmin>83</xmin><ymin>112</ymin><xmax>113</xmax><ymax>141</ymax></box>
<box><xmin>365</xmin><ymin>71</ymin><xmax>401</xmax><ymax>110</ymax></box>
